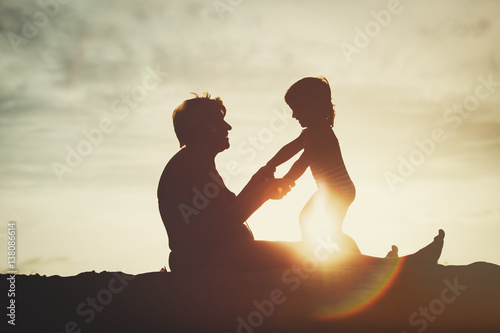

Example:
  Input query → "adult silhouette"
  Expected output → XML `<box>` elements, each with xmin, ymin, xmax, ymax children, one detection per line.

<box><xmin>158</xmin><ymin>93</ymin><xmax>445</xmax><ymax>273</ymax></box>
<box><xmin>158</xmin><ymin>93</ymin><xmax>297</xmax><ymax>272</ymax></box>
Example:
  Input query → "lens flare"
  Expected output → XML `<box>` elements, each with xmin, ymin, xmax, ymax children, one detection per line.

<box><xmin>299</xmin><ymin>191</ymin><xmax>405</xmax><ymax>319</ymax></box>
<box><xmin>312</xmin><ymin>258</ymin><xmax>405</xmax><ymax>319</ymax></box>
<box><xmin>300</xmin><ymin>191</ymin><xmax>336</xmax><ymax>249</ymax></box>
<box><xmin>299</xmin><ymin>190</ymin><xmax>351</xmax><ymax>253</ymax></box>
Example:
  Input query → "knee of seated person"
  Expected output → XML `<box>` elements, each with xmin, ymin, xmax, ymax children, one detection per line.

<box><xmin>169</xmin><ymin>252</ymin><xmax>194</xmax><ymax>273</ymax></box>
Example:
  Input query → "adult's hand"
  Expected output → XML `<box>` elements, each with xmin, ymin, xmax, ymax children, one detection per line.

<box><xmin>238</xmin><ymin>165</ymin><xmax>278</xmax><ymax>205</ymax></box>
<box><xmin>251</xmin><ymin>165</ymin><xmax>276</xmax><ymax>184</ymax></box>
<box><xmin>264</xmin><ymin>178</ymin><xmax>295</xmax><ymax>200</ymax></box>
<box><xmin>233</xmin><ymin>176</ymin><xmax>295</xmax><ymax>223</ymax></box>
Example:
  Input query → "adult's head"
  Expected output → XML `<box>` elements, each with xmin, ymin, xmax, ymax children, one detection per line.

<box><xmin>284</xmin><ymin>76</ymin><xmax>335</xmax><ymax>128</ymax></box>
<box><xmin>172</xmin><ymin>93</ymin><xmax>232</xmax><ymax>153</ymax></box>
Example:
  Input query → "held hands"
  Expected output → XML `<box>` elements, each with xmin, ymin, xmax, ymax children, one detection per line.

<box><xmin>251</xmin><ymin>165</ymin><xmax>276</xmax><ymax>184</ymax></box>
<box><xmin>250</xmin><ymin>165</ymin><xmax>294</xmax><ymax>200</ymax></box>
<box><xmin>263</xmin><ymin>177</ymin><xmax>295</xmax><ymax>200</ymax></box>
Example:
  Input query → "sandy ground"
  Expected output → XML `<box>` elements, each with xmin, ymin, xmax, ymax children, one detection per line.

<box><xmin>2</xmin><ymin>261</ymin><xmax>500</xmax><ymax>332</ymax></box>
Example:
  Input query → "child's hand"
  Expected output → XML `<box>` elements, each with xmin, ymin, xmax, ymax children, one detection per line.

<box><xmin>252</xmin><ymin>165</ymin><xmax>276</xmax><ymax>183</ymax></box>
<box><xmin>264</xmin><ymin>178</ymin><xmax>295</xmax><ymax>200</ymax></box>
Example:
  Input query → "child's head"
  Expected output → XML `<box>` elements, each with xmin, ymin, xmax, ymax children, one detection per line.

<box><xmin>284</xmin><ymin>76</ymin><xmax>335</xmax><ymax>127</ymax></box>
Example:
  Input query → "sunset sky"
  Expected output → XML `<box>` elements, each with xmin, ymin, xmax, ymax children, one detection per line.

<box><xmin>1</xmin><ymin>0</ymin><xmax>499</xmax><ymax>276</ymax></box>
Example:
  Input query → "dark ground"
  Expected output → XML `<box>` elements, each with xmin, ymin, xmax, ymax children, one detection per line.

<box><xmin>2</xmin><ymin>261</ymin><xmax>500</xmax><ymax>333</ymax></box>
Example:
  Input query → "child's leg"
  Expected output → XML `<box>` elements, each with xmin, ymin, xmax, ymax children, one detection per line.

<box><xmin>337</xmin><ymin>232</ymin><xmax>361</xmax><ymax>253</ymax></box>
<box><xmin>299</xmin><ymin>189</ymin><xmax>361</xmax><ymax>253</ymax></box>
<box><xmin>324</xmin><ymin>187</ymin><xmax>361</xmax><ymax>253</ymax></box>
<box><xmin>299</xmin><ymin>191</ymin><xmax>331</xmax><ymax>250</ymax></box>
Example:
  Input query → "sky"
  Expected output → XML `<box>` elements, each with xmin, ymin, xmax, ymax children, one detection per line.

<box><xmin>0</xmin><ymin>0</ymin><xmax>499</xmax><ymax>276</ymax></box>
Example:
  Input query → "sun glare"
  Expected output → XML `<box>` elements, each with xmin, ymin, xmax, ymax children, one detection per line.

<box><xmin>313</xmin><ymin>259</ymin><xmax>405</xmax><ymax>320</ymax></box>
<box><xmin>299</xmin><ymin>191</ymin><xmax>341</xmax><ymax>252</ymax></box>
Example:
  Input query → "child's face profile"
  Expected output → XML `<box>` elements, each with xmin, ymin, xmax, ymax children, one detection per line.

<box><xmin>289</xmin><ymin>99</ymin><xmax>323</xmax><ymax>128</ymax></box>
<box><xmin>290</xmin><ymin>104</ymin><xmax>309</xmax><ymax>127</ymax></box>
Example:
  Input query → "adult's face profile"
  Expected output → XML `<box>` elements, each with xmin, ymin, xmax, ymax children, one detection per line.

<box><xmin>172</xmin><ymin>94</ymin><xmax>231</xmax><ymax>154</ymax></box>
<box><xmin>200</xmin><ymin>111</ymin><xmax>232</xmax><ymax>153</ymax></box>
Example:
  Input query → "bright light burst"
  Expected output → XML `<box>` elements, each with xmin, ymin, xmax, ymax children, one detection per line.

<box><xmin>299</xmin><ymin>190</ymin><xmax>406</xmax><ymax>319</ymax></box>
<box><xmin>312</xmin><ymin>259</ymin><xmax>405</xmax><ymax>319</ymax></box>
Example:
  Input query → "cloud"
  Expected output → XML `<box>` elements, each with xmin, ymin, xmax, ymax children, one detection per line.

<box><xmin>1</xmin><ymin>0</ymin><xmax>499</xmax><ymax>274</ymax></box>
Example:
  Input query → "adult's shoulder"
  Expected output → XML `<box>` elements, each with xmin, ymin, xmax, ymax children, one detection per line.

<box><xmin>166</xmin><ymin>148</ymin><xmax>210</xmax><ymax>169</ymax></box>
<box><xmin>160</xmin><ymin>148</ymin><xmax>213</xmax><ymax>185</ymax></box>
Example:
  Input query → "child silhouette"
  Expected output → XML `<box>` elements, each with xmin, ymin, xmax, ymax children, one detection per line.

<box><xmin>267</xmin><ymin>76</ymin><xmax>361</xmax><ymax>252</ymax></box>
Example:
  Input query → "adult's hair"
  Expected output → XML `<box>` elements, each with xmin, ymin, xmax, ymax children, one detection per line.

<box><xmin>284</xmin><ymin>76</ymin><xmax>335</xmax><ymax>127</ymax></box>
<box><xmin>172</xmin><ymin>93</ymin><xmax>226</xmax><ymax>148</ymax></box>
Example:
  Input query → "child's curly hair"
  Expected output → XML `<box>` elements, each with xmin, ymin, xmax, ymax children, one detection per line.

<box><xmin>284</xmin><ymin>76</ymin><xmax>335</xmax><ymax>127</ymax></box>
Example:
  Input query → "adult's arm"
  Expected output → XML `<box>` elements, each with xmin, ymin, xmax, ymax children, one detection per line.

<box><xmin>229</xmin><ymin>134</ymin><xmax>305</xmax><ymax>223</ymax></box>
<box><xmin>165</xmin><ymin>152</ymin><xmax>282</xmax><ymax>222</ymax></box>
<box><xmin>164</xmin><ymin>150</ymin><xmax>293</xmax><ymax>231</ymax></box>
<box><xmin>231</xmin><ymin>177</ymin><xmax>295</xmax><ymax>224</ymax></box>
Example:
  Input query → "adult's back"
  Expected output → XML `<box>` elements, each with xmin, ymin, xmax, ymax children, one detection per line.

<box><xmin>158</xmin><ymin>146</ymin><xmax>253</xmax><ymax>272</ymax></box>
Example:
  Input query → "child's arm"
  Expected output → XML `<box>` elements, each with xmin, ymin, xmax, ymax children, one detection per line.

<box><xmin>266</xmin><ymin>134</ymin><xmax>304</xmax><ymax>169</ymax></box>
<box><xmin>282</xmin><ymin>151</ymin><xmax>309</xmax><ymax>182</ymax></box>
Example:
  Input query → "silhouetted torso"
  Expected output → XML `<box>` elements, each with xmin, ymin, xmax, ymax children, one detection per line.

<box><xmin>303</xmin><ymin>127</ymin><xmax>355</xmax><ymax>203</ymax></box>
<box><xmin>158</xmin><ymin>147</ymin><xmax>253</xmax><ymax>272</ymax></box>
